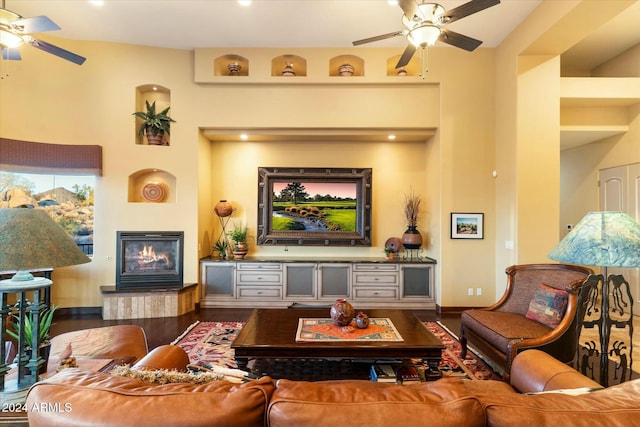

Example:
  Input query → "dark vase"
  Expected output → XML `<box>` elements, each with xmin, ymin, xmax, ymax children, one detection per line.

<box><xmin>402</xmin><ymin>225</ymin><xmax>422</xmax><ymax>249</ymax></box>
<box><xmin>330</xmin><ymin>299</ymin><xmax>355</xmax><ymax>326</ymax></box>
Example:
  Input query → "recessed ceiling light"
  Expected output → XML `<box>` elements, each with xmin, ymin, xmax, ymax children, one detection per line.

<box><xmin>89</xmin><ymin>0</ymin><xmax>104</xmax><ymax>6</ymax></box>
<box><xmin>238</xmin><ymin>0</ymin><xmax>252</xmax><ymax>6</ymax></box>
<box><xmin>388</xmin><ymin>134</ymin><xmax>396</xmax><ymax>140</ymax></box>
<box><xmin>388</xmin><ymin>1</ymin><xmax>398</xmax><ymax>6</ymax></box>
<box><xmin>240</xmin><ymin>134</ymin><xmax>249</xmax><ymax>140</ymax></box>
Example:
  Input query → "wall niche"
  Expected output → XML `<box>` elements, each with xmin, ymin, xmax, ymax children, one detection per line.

<box><xmin>128</xmin><ymin>169</ymin><xmax>176</xmax><ymax>203</ymax></box>
<box><xmin>214</xmin><ymin>54</ymin><xmax>249</xmax><ymax>76</ymax></box>
<box><xmin>271</xmin><ymin>54</ymin><xmax>307</xmax><ymax>77</ymax></box>
<box><xmin>134</xmin><ymin>84</ymin><xmax>171</xmax><ymax>146</ymax></box>
<box><xmin>386</xmin><ymin>55</ymin><xmax>420</xmax><ymax>77</ymax></box>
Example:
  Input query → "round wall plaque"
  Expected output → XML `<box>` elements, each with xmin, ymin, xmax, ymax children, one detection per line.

<box><xmin>141</xmin><ymin>182</ymin><xmax>166</xmax><ymax>203</ymax></box>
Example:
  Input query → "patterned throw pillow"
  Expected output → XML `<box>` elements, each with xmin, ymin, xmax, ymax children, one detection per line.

<box><xmin>525</xmin><ymin>283</ymin><xmax>569</xmax><ymax>328</ymax></box>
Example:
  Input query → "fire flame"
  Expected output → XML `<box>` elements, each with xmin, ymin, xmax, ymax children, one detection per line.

<box><xmin>136</xmin><ymin>244</ymin><xmax>172</xmax><ymax>269</ymax></box>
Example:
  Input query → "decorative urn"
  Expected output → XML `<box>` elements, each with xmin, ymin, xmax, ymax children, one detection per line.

<box><xmin>330</xmin><ymin>298</ymin><xmax>355</xmax><ymax>326</ymax></box>
<box><xmin>355</xmin><ymin>312</ymin><xmax>370</xmax><ymax>329</ymax></box>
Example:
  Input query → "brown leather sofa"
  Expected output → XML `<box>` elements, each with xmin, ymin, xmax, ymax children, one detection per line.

<box><xmin>27</xmin><ymin>326</ymin><xmax>640</xmax><ymax>427</ymax></box>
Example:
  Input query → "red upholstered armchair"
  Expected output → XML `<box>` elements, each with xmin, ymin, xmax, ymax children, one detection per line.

<box><xmin>459</xmin><ymin>263</ymin><xmax>592</xmax><ymax>380</ymax></box>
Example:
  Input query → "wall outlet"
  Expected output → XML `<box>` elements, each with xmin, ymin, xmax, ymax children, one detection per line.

<box><xmin>476</xmin><ymin>287</ymin><xmax>482</xmax><ymax>296</ymax></box>
<box><xmin>467</xmin><ymin>288</ymin><xmax>474</xmax><ymax>296</ymax></box>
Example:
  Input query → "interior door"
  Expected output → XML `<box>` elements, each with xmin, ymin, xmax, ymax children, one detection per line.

<box><xmin>599</xmin><ymin>164</ymin><xmax>640</xmax><ymax>316</ymax></box>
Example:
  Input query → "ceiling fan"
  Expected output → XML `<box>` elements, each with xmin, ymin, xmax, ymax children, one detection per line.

<box><xmin>353</xmin><ymin>0</ymin><xmax>500</xmax><ymax>69</ymax></box>
<box><xmin>0</xmin><ymin>0</ymin><xmax>86</xmax><ymax>65</ymax></box>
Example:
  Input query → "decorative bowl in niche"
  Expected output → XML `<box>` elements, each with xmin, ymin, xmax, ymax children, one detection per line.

<box><xmin>141</xmin><ymin>182</ymin><xmax>166</xmax><ymax>203</ymax></box>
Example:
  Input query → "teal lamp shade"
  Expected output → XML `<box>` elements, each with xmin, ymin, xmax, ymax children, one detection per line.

<box><xmin>548</xmin><ymin>211</ymin><xmax>640</xmax><ymax>268</ymax></box>
<box><xmin>0</xmin><ymin>208</ymin><xmax>91</xmax><ymax>278</ymax></box>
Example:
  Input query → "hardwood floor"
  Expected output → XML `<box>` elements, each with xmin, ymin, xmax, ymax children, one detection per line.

<box><xmin>50</xmin><ymin>308</ymin><xmax>461</xmax><ymax>351</ymax></box>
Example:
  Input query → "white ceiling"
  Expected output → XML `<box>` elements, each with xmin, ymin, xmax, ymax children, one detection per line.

<box><xmin>5</xmin><ymin>0</ymin><xmax>639</xmax><ymax>74</ymax></box>
<box><xmin>5</xmin><ymin>0</ymin><xmax>541</xmax><ymax>50</ymax></box>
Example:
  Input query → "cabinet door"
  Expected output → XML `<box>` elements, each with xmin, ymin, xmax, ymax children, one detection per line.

<box><xmin>202</xmin><ymin>262</ymin><xmax>234</xmax><ymax>297</ymax></box>
<box><xmin>284</xmin><ymin>263</ymin><xmax>316</xmax><ymax>299</ymax></box>
<box><xmin>318</xmin><ymin>264</ymin><xmax>351</xmax><ymax>298</ymax></box>
<box><xmin>401</xmin><ymin>265</ymin><xmax>433</xmax><ymax>300</ymax></box>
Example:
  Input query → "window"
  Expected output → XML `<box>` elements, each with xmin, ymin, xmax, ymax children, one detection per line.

<box><xmin>1</xmin><ymin>172</ymin><xmax>95</xmax><ymax>256</ymax></box>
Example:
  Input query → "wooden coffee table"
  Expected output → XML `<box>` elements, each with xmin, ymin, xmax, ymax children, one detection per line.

<box><xmin>232</xmin><ymin>308</ymin><xmax>444</xmax><ymax>373</ymax></box>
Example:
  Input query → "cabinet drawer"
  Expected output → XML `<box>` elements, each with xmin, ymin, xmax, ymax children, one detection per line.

<box><xmin>353</xmin><ymin>273</ymin><xmax>398</xmax><ymax>285</ymax></box>
<box><xmin>237</xmin><ymin>263</ymin><xmax>281</xmax><ymax>271</ymax></box>
<box><xmin>353</xmin><ymin>287</ymin><xmax>398</xmax><ymax>299</ymax></box>
<box><xmin>237</xmin><ymin>286</ymin><xmax>282</xmax><ymax>298</ymax></box>
<box><xmin>236</xmin><ymin>272</ymin><xmax>283</xmax><ymax>285</ymax></box>
<box><xmin>353</xmin><ymin>263</ymin><xmax>399</xmax><ymax>272</ymax></box>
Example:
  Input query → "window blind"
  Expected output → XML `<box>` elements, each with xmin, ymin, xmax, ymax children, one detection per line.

<box><xmin>0</xmin><ymin>138</ymin><xmax>102</xmax><ymax>176</ymax></box>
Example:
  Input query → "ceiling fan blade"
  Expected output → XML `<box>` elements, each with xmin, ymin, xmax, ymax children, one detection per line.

<box><xmin>438</xmin><ymin>29</ymin><xmax>482</xmax><ymax>51</ymax></box>
<box><xmin>26</xmin><ymin>37</ymin><xmax>86</xmax><ymax>65</ymax></box>
<box><xmin>398</xmin><ymin>0</ymin><xmax>422</xmax><ymax>21</ymax></box>
<box><xmin>353</xmin><ymin>31</ymin><xmax>405</xmax><ymax>46</ymax></box>
<box><xmin>2</xmin><ymin>48</ymin><xmax>22</xmax><ymax>61</ymax></box>
<box><xmin>441</xmin><ymin>0</ymin><xmax>500</xmax><ymax>24</ymax></box>
<box><xmin>395</xmin><ymin>44</ymin><xmax>417</xmax><ymax>69</ymax></box>
<box><xmin>12</xmin><ymin>15</ymin><xmax>61</xmax><ymax>33</ymax></box>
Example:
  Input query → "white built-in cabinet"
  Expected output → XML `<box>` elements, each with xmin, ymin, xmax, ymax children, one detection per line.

<box><xmin>200</xmin><ymin>258</ymin><xmax>436</xmax><ymax>309</ymax></box>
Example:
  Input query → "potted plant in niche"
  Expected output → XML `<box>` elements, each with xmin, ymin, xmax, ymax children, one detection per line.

<box><xmin>132</xmin><ymin>100</ymin><xmax>176</xmax><ymax>145</ymax></box>
<box><xmin>7</xmin><ymin>305</ymin><xmax>57</xmax><ymax>375</ymax></box>
<box><xmin>401</xmin><ymin>188</ymin><xmax>423</xmax><ymax>250</ymax></box>
<box><xmin>229</xmin><ymin>224</ymin><xmax>249</xmax><ymax>260</ymax></box>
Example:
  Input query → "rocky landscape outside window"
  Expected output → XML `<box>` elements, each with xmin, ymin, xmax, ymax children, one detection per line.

<box><xmin>0</xmin><ymin>171</ymin><xmax>95</xmax><ymax>256</ymax></box>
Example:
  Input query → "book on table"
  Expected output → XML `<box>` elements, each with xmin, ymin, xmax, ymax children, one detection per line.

<box><xmin>396</xmin><ymin>366</ymin><xmax>421</xmax><ymax>384</ymax></box>
<box><xmin>370</xmin><ymin>364</ymin><xmax>397</xmax><ymax>383</ymax></box>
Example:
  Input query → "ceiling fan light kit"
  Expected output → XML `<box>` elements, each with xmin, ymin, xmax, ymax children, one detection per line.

<box><xmin>0</xmin><ymin>1</ymin><xmax>86</xmax><ymax>65</ymax></box>
<box><xmin>408</xmin><ymin>24</ymin><xmax>440</xmax><ymax>47</ymax></box>
<box><xmin>353</xmin><ymin>0</ymin><xmax>500</xmax><ymax>70</ymax></box>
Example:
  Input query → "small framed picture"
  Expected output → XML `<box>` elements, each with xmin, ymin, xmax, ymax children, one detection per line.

<box><xmin>451</xmin><ymin>213</ymin><xmax>484</xmax><ymax>239</ymax></box>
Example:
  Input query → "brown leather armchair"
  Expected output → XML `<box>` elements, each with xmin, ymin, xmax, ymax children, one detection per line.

<box><xmin>459</xmin><ymin>263</ymin><xmax>592</xmax><ymax>380</ymax></box>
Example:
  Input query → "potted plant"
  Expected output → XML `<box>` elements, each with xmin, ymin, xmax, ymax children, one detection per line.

<box><xmin>132</xmin><ymin>100</ymin><xmax>176</xmax><ymax>145</ymax></box>
<box><xmin>7</xmin><ymin>305</ymin><xmax>57</xmax><ymax>375</ymax></box>
<box><xmin>384</xmin><ymin>247</ymin><xmax>394</xmax><ymax>261</ymax></box>
<box><xmin>229</xmin><ymin>224</ymin><xmax>248</xmax><ymax>259</ymax></box>
<box><xmin>213</xmin><ymin>240</ymin><xmax>229</xmax><ymax>259</ymax></box>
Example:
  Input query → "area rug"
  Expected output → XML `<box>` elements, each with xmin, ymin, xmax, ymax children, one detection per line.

<box><xmin>295</xmin><ymin>318</ymin><xmax>404</xmax><ymax>342</ymax></box>
<box><xmin>171</xmin><ymin>320</ymin><xmax>501</xmax><ymax>381</ymax></box>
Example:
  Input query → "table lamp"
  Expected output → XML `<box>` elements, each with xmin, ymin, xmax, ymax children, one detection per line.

<box><xmin>548</xmin><ymin>211</ymin><xmax>640</xmax><ymax>386</ymax></box>
<box><xmin>0</xmin><ymin>208</ymin><xmax>90</xmax><ymax>395</ymax></box>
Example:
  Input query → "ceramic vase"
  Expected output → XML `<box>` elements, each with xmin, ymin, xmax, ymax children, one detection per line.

<box><xmin>355</xmin><ymin>312</ymin><xmax>370</xmax><ymax>329</ymax></box>
<box><xmin>330</xmin><ymin>298</ymin><xmax>355</xmax><ymax>326</ymax></box>
<box><xmin>338</xmin><ymin>64</ymin><xmax>354</xmax><ymax>76</ymax></box>
<box><xmin>214</xmin><ymin>200</ymin><xmax>233</xmax><ymax>217</ymax></box>
<box><xmin>402</xmin><ymin>225</ymin><xmax>422</xmax><ymax>249</ymax></box>
<box><xmin>233</xmin><ymin>242</ymin><xmax>248</xmax><ymax>260</ymax></box>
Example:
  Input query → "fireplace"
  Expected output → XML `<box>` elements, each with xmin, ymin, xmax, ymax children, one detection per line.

<box><xmin>115</xmin><ymin>231</ymin><xmax>184</xmax><ymax>289</ymax></box>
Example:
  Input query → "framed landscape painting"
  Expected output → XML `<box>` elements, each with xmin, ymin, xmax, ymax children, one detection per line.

<box><xmin>451</xmin><ymin>213</ymin><xmax>484</xmax><ymax>239</ymax></box>
<box><xmin>257</xmin><ymin>167</ymin><xmax>372</xmax><ymax>246</ymax></box>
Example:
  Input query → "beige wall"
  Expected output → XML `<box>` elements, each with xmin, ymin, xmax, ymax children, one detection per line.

<box><xmin>1</xmin><ymin>0</ymin><xmax>637</xmax><ymax>310</ymax></box>
<box><xmin>0</xmin><ymin>38</ymin><xmax>497</xmax><ymax>308</ymax></box>
<box><xmin>560</xmin><ymin>42</ymin><xmax>640</xmax><ymax>234</ymax></box>
<box><xmin>493</xmin><ymin>0</ymin><xmax>639</xmax><ymax>298</ymax></box>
